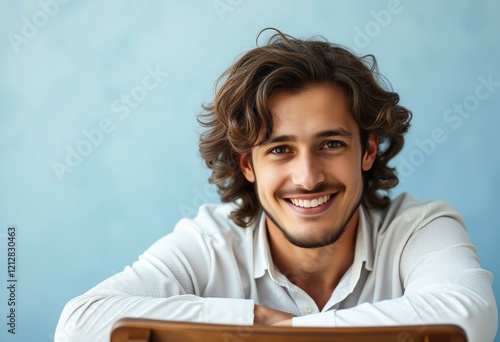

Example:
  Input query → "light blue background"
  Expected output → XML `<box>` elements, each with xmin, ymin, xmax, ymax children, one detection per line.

<box><xmin>1</xmin><ymin>1</ymin><xmax>499</xmax><ymax>341</ymax></box>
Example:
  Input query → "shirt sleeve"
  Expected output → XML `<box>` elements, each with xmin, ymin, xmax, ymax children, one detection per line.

<box><xmin>55</xmin><ymin>218</ymin><xmax>255</xmax><ymax>342</ymax></box>
<box><xmin>292</xmin><ymin>215</ymin><xmax>498</xmax><ymax>342</ymax></box>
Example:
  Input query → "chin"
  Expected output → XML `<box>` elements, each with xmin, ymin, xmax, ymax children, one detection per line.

<box><xmin>281</xmin><ymin>229</ymin><xmax>345</xmax><ymax>249</ymax></box>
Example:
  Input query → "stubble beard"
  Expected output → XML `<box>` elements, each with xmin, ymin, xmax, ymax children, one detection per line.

<box><xmin>258</xmin><ymin>183</ymin><xmax>363</xmax><ymax>249</ymax></box>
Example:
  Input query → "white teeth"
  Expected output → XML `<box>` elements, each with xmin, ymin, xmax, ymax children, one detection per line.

<box><xmin>290</xmin><ymin>195</ymin><xmax>331</xmax><ymax>208</ymax></box>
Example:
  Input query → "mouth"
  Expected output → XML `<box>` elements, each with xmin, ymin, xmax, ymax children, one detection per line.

<box><xmin>288</xmin><ymin>194</ymin><xmax>332</xmax><ymax>208</ymax></box>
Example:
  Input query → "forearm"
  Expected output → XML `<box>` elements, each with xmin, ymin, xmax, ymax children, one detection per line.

<box><xmin>56</xmin><ymin>293</ymin><xmax>255</xmax><ymax>342</ymax></box>
<box><xmin>253</xmin><ymin>304</ymin><xmax>294</xmax><ymax>325</ymax></box>
<box><xmin>55</xmin><ymin>219</ymin><xmax>258</xmax><ymax>341</ymax></box>
<box><xmin>292</xmin><ymin>286</ymin><xmax>497</xmax><ymax>342</ymax></box>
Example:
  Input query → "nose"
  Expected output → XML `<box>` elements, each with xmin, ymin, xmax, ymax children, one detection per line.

<box><xmin>291</xmin><ymin>152</ymin><xmax>325</xmax><ymax>190</ymax></box>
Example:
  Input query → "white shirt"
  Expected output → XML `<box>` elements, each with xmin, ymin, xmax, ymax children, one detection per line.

<box><xmin>55</xmin><ymin>193</ymin><xmax>498</xmax><ymax>341</ymax></box>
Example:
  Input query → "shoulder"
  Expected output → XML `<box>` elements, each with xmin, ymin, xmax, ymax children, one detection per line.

<box><xmin>364</xmin><ymin>193</ymin><xmax>472</xmax><ymax>270</ymax></box>
<box><xmin>367</xmin><ymin>192</ymin><xmax>465</xmax><ymax>235</ymax></box>
<box><xmin>147</xmin><ymin>202</ymin><xmax>255</xmax><ymax>260</ymax></box>
<box><xmin>174</xmin><ymin>202</ymin><xmax>254</xmax><ymax>245</ymax></box>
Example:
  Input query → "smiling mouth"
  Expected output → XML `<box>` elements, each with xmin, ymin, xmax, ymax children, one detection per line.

<box><xmin>288</xmin><ymin>194</ymin><xmax>331</xmax><ymax>208</ymax></box>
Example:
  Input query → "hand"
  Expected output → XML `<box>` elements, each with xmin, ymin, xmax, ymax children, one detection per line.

<box><xmin>271</xmin><ymin>318</ymin><xmax>293</xmax><ymax>326</ymax></box>
<box><xmin>253</xmin><ymin>304</ymin><xmax>294</xmax><ymax>326</ymax></box>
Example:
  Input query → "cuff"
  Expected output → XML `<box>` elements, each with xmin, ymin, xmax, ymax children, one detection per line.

<box><xmin>204</xmin><ymin>298</ymin><xmax>255</xmax><ymax>325</ymax></box>
<box><xmin>292</xmin><ymin>311</ymin><xmax>336</xmax><ymax>327</ymax></box>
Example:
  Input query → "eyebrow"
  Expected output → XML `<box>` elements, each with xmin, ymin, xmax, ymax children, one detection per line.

<box><xmin>259</xmin><ymin>129</ymin><xmax>353</xmax><ymax>145</ymax></box>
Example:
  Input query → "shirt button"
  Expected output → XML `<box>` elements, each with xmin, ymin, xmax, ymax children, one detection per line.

<box><xmin>304</xmin><ymin>305</ymin><xmax>312</xmax><ymax>313</ymax></box>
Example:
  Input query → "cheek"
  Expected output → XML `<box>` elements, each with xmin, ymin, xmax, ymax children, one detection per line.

<box><xmin>255</xmin><ymin>164</ymin><xmax>289</xmax><ymax>196</ymax></box>
<box><xmin>330</xmin><ymin>157</ymin><xmax>363</xmax><ymax>182</ymax></box>
<box><xmin>258</xmin><ymin>166</ymin><xmax>281</xmax><ymax>188</ymax></box>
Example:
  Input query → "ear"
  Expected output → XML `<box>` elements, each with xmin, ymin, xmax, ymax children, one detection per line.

<box><xmin>362</xmin><ymin>134</ymin><xmax>379</xmax><ymax>171</ymax></box>
<box><xmin>238</xmin><ymin>153</ymin><xmax>255</xmax><ymax>183</ymax></box>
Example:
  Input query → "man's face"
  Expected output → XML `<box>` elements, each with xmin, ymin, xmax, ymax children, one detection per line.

<box><xmin>239</xmin><ymin>84</ymin><xmax>378</xmax><ymax>248</ymax></box>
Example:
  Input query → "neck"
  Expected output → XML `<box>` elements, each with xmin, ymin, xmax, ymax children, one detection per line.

<box><xmin>267</xmin><ymin>211</ymin><xmax>359</xmax><ymax>310</ymax></box>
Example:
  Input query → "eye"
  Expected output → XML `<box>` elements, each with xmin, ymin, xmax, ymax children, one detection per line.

<box><xmin>322</xmin><ymin>140</ymin><xmax>345</xmax><ymax>149</ymax></box>
<box><xmin>269</xmin><ymin>146</ymin><xmax>291</xmax><ymax>155</ymax></box>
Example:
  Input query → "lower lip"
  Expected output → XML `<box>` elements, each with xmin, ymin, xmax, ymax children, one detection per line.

<box><xmin>286</xmin><ymin>195</ymin><xmax>336</xmax><ymax>215</ymax></box>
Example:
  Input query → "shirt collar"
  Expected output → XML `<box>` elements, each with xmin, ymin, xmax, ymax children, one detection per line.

<box><xmin>323</xmin><ymin>206</ymin><xmax>374</xmax><ymax>307</ymax></box>
<box><xmin>253</xmin><ymin>212</ymin><xmax>271</xmax><ymax>279</ymax></box>
<box><xmin>252</xmin><ymin>205</ymin><xmax>375</xmax><ymax>280</ymax></box>
<box><xmin>355</xmin><ymin>204</ymin><xmax>374</xmax><ymax>272</ymax></box>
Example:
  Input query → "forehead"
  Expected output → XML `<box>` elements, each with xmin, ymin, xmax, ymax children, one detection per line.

<box><xmin>267</xmin><ymin>84</ymin><xmax>359</xmax><ymax>137</ymax></box>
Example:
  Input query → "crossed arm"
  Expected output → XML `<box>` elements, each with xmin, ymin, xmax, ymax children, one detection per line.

<box><xmin>55</xmin><ymin>216</ymin><xmax>497</xmax><ymax>341</ymax></box>
<box><xmin>254</xmin><ymin>304</ymin><xmax>293</xmax><ymax>326</ymax></box>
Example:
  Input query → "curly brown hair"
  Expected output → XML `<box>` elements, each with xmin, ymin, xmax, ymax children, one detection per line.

<box><xmin>198</xmin><ymin>29</ymin><xmax>412</xmax><ymax>227</ymax></box>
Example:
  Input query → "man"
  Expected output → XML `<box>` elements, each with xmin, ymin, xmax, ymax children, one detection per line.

<box><xmin>56</xmin><ymin>29</ymin><xmax>497</xmax><ymax>341</ymax></box>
